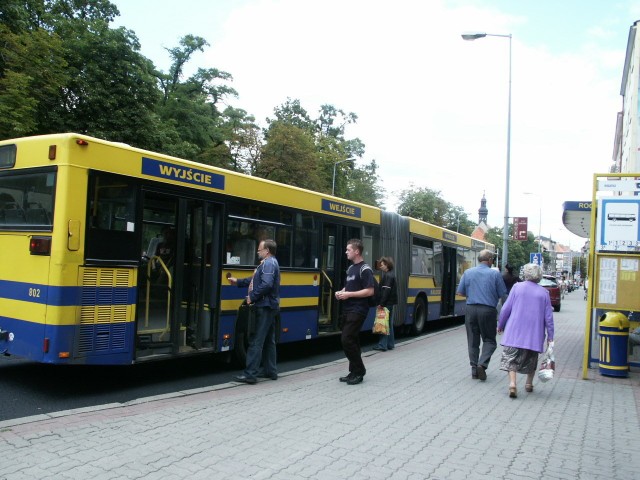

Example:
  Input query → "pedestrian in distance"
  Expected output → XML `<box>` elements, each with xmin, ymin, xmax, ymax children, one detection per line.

<box><xmin>228</xmin><ymin>239</ymin><xmax>280</xmax><ymax>384</ymax></box>
<box><xmin>456</xmin><ymin>249</ymin><xmax>508</xmax><ymax>381</ymax></box>
<box><xmin>373</xmin><ymin>256</ymin><xmax>398</xmax><ymax>352</ymax></box>
<box><xmin>335</xmin><ymin>238</ymin><xmax>375</xmax><ymax>385</ymax></box>
<box><xmin>629</xmin><ymin>326</ymin><xmax>640</xmax><ymax>354</ymax></box>
<box><xmin>502</xmin><ymin>264</ymin><xmax>521</xmax><ymax>294</ymax></box>
<box><xmin>497</xmin><ymin>263</ymin><xmax>555</xmax><ymax>398</ymax></box>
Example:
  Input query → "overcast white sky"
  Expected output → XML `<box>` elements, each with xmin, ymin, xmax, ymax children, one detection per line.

<box><xmin>112</xmin><ymin>0</ymin><xmax>640</xmax><ymax>249</ymax></box>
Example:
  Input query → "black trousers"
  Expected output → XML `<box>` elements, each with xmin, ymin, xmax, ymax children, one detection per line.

<box><xmin>340</xmin><ymin>311</ymin><xmax>367</xmax><ymax>376</ymax></box>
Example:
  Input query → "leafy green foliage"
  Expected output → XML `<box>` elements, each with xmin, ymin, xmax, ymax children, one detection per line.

<box><xmin>396</xmin><ymin>186</ymin><xmax>473</xmax><ymax>233</ymax></box>
<box><xmin>0</xmin><ymin>1</ymin><xmax>384</xmax><ymax>206</ymax></box>
<box><xmin>258</xmin><ymin>122</ymin><xmax>323</xmax><ymax>191</ymax></box>
<box><xmin>263</xmin><ymin>98</ymin><xmax>382</xmax><ymax>205</ymax></box>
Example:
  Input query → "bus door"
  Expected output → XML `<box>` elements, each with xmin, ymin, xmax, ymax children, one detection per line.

<box><xmin>319</xmin><ymin>223</ymin><xmax>360</xmax><ymax>331</ymax></box>
<box><xmin>136</xmin><ymin>192</ymin><xmax>222</xmax><ymax>357</ymax></box>
<box><xmin>440</xmin><ymin>246</ymin><xmax>457</xmax><ymax>317</ymax></box>
<box><xmin>180</xmin><ymin>199</ymin><xmax>222</xmax><ymax>351</ymax></box>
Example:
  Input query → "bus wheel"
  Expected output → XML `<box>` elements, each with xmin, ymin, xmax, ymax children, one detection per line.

<box><xmin>410</xmin><ymin>297</ymin><xmax>427</xmax><ymax>335</ymax></box>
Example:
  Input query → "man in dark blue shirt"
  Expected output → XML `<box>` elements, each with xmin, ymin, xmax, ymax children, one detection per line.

<box><xmin>229</xmin><ymin>239</ymin><xmax>280</xmax><ymax>384</ymax></box>
<box><xmin>335</xmin><ymin>238</ymin><xmax>374</xmax><ymax>385</ymax></box>
<box><xmin>457</xmin><ymin>249</ymin><xmax>507</xmax><ymax>381</ymax></box>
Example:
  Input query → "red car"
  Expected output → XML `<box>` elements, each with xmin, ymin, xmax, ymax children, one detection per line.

<box><xmin>540</xmin><ymin>275</ymin><xmax>561</xmax><ymax>312</ymax></box>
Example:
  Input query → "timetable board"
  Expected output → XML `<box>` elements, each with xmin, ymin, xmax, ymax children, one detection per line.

<box><xmin>595</xmin><ymin>254</ymin><xmax>640</xmax><ymax>311</ymax></box>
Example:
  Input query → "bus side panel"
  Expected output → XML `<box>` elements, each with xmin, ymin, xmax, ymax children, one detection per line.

<box><xmin>454</xmin><ymin>297</ymin><xmax>467</xmax><ymax>317</ymax></box>
<box><xmin>278</xmin><ymin>308</ymin><xmax>318</xmax><ymax>343</ymax></box>
<box><xmin>406</xmin><ymin>276</ymin><xmax>439</xmax><ymax>323</ymax></box>
<box><xmin>0</xmin><ymin>234</ymin><xmax>51</xmax><ymax>360</ymax></box>
<box><xmin>0</xmin><ymin>314</ymin><xmax>45</xmax><ymax>361</ymax></box>
<box><xmin>220</xmin><ymin>270</ymin><xmax>320</xmax><ymax>346</ymax></box>
<box><xmin>44</xmin><ymin>322</ymin><xmax>135</xmax><ymax>365</ymax></box>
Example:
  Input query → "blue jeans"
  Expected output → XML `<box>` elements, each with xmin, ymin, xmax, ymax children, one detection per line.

<box><xmin>244</xmin><ymin>306</ymin><xmax>277</xmax><ymax>379</ymax></box>
<box><xmin>377</xmin><ymin>306</ymin><xmax>395</xmax><ymax>350</ymax></box>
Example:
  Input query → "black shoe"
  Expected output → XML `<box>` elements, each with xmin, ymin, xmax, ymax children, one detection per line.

<box><xmin>372</xmin><ymin>346</ymin><xmax>387</xmax><ymax>351</ymax></box>
<box><xmin>258</xmin><ymin>373</ymin><xmax>278</xmax><ymax>380</ymax></box>
<box><xmin>234</xmin><ymin>375</ymin><xmax>257</xmax><ymax>384</ymax></box>
<box><xmin>346</xmin><ymin>375</ymin><xmax>364</xmax><ymax>385</ymax></box>
<box><xmin>477</xmin><ymin>366</ymin><xmax>487</xmax><ymax>381</ymax></box>
<box><xmin>339</xmin><ymin>373</ymin><xmax>354</xmax><ymax>382</ymax></box>
<box><xmin>471</xmin><ymin>367</ymin><xmax>478</xmax><ymax>379</ymax></box>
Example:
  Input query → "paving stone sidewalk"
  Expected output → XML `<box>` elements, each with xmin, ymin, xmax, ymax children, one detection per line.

<box><xmin>1</xmin><ymin>294</ymin><xmax>638</xmax><ymax>480</ymax></box>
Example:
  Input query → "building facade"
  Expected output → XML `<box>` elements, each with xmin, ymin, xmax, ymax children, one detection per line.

<box><xmin>616</xmin><ymin>20</ymin><xmax>640</xmax><ymax>173</ymax></box>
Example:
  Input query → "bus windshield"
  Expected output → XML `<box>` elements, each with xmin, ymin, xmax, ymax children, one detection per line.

<box><xmin>0</xmin><ymin>170</ymin><xmax>55</xmax><ymax>229</ymax></box>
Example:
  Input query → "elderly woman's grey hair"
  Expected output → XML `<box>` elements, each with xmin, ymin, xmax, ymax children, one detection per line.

<box><xmin>478</xmin><ymin>249</ymin><xmax>495</xmax><ymax>263</ymax></box>
<box><xmin>523</xmin><ymin>263</ymin><xmax>543</xmax><ymax>282</ymax></box>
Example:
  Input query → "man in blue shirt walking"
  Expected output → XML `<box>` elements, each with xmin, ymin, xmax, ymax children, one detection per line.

<box><xmin>457</xmin><ymin>249</ymin><xmax>507</xmax><ymax>381</ymax></box>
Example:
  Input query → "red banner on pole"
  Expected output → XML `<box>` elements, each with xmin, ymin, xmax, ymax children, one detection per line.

<box><xmin>513</xmin><ymin>217</ymin><xmax>528</xmax><ymax>241</ymax></box>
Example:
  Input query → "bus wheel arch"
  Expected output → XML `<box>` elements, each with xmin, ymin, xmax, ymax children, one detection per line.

<box><xmin>411</xmin><ymin>295</ymin><xmax>428</xmax><ymax>335</ymax></box>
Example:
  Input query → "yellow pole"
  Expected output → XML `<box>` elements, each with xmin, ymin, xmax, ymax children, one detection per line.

<box><xmin>581</xmin><ymin>173</ymin><xmax>599</xmax><ymax>379</ymax></box>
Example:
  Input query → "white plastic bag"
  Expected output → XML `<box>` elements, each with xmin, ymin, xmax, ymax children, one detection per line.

<box><xmin>538</xmin><ymin>342</ymin><xmax>555</xmax><ymax>383</ymax></box>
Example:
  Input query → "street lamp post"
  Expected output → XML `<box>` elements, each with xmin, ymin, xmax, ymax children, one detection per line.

<box><xmin>332</xmin><ymin>158</ymin><xmax>355</xmax><ymax>196</ymax></box>
<box><xmin>523</xmin><ymin>192</ymin><xmax>542</xmax><ymax>253</ymax></box>
<box><xmin>462</xmin><ymin>32</ymin><xmax>512</xmax><ymax>271</ymax></box>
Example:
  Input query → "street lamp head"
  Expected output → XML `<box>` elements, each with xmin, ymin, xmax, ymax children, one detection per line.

<box><xmin>461</xmin><ymin>32</ymin><xmax>487</xmax><ymax>41</ymax></box>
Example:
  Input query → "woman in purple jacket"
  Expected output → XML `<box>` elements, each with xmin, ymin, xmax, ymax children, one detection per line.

<box><xmin>497</xmin><ymin>263</ymin><xmax>554</xmax><ymax>398</ymax></box>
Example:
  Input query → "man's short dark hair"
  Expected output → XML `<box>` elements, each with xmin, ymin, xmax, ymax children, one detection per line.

<box><xmin>263</xmin><ymin>239</ymin><xmax>277</xmax><ymax>255</ymax></box>
<box><xmin>347</xmin><ymin>238</ymin><xmax>363</xmax><ymax>255</ymax></box>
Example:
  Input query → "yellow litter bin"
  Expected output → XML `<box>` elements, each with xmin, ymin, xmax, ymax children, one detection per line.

<box><xmin>598</xmin><ymin>311</ymin><xmax>630</xmax><ymax>377</ymax></box>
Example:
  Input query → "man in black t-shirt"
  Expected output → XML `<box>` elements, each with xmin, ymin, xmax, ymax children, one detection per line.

<box><xmin>335</xmin><ymin>238</ymin><xmax>374</xmax><ymax>385</ymax></box>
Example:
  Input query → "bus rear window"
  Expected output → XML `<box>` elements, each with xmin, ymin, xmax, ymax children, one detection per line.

<box><xmin>0</xmin><ymin>171</ymin><xmax>55</xmax><ymax>229</ymax></box>
<box><xmin>0</xmin><ymin>144</ymin><xmax>16</xmax><ymax>169</ymax></box>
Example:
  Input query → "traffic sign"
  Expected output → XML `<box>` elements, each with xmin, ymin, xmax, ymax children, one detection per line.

<box><xmin>513</xmin><ymin>217</ymin><xmax>528</xmax><ymax>241</ymax></box>
<box><xmin>530</xmin><ymin>252</ymin><xmax>543</xmax><ymax>265</ymax></box>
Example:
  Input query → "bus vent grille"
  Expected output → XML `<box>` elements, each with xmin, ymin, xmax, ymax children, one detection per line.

<box><xmin>77</xmin><ymin>267</ymin><xmax>133</xmax><ymax>355</ymax></box>
<box><xmin>80</xmin><ymin>268</ymin><xmax>132</xmax><ymax>325</ymax></box>
<box><xmin>78</xmin><ymin>323</ymin><xmax>127</xmax><ymax>353</ymax></box>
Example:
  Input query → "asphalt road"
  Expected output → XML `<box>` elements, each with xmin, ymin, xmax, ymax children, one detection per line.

<box><xmin>0</xmin><ymin>322</ymin><xmax>460</xmax><ymax>422</ymax></box>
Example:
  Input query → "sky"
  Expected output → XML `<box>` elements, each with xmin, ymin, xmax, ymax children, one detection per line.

<box><xmin>112</xmin><ymin>0</ymin><xmax>640</xmax><ymax>250</ymax></box>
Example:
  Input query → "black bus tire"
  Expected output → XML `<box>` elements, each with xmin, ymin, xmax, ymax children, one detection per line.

<box><xmin>410</xmin><ymin>297</ymin><xmax>427</xmax><ymax>335</ymax></box>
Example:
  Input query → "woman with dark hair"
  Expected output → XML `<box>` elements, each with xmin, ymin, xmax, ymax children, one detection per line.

<box><xmin>497</xmin><ymin>263</ymin><xmax>554</xmax><ymax>398</ymax></box>
<box><xmin>373</xmin><ymin>256</ymin><xmax>398</xmax><ymax>352</ymax></box>
<box><xmin>502</xmin><ymin>264</ymin><xmax>521</xmax><ymax>294</ymax></box>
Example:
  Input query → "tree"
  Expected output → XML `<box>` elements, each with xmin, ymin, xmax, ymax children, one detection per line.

<box><xmin>154</xmin><ymin>35</ymin><xmax>238</xmax><ymax>159</ymax></box>
<box><xmin>48</xmin><ymin>20</ymin><xmax>160</xmax><ymax>144</ymax></box>
<box><xmin>263</xmin><ymin>99</ymin><xmax>382</xmax><ymax>205</ymax></box>
<box><xmin>257</xmin><ymin>121</ymin><xmax>323</xmax><ymax>191</ymax></box>
<box><xmin>483</xmin><ymin>227</ymin><xmax>543</xmax><ymax>271</ymax></box>
<box><xmin>0</xmin><ymin>5</ymin><xmax>68</xmax><ymax>138</ymax></box>
<box><xmin>397</xmin><ymin>186</ymin><xmax>453</xmax><ymax>226</ymax></box>
<box><xmin>196</xmin><ymin>106</ymin><xmax>261</xmax><ymax>173</ymax></box>
<box><xmin>345</xmin><ymin>159</ymin><xmax>384</xmax><ymax>206</ymax></box>
<box><xmin>0</xmin><ymin>0</ymin><xmax>163</xmax><ymax>144</ymax></box>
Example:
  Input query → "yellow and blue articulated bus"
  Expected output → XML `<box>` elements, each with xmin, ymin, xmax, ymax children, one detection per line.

<box><xmin>0</xmin><ymin>134</ymin><xmax>493</xmax><ymax>365</ymax></box>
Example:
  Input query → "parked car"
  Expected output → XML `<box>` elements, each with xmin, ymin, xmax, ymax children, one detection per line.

<box><xmin>540</xmin><ymin>275</ymin><xmax>561</xmax><ymax>312</ymax></box>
